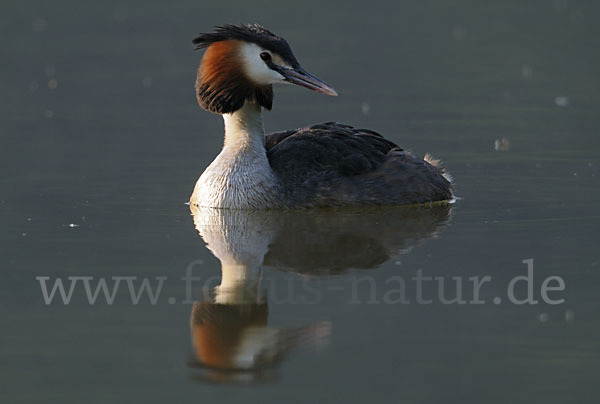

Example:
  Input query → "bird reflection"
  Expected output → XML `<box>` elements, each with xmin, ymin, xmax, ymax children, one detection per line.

<box><xmin>188</xmin><ymin>204</ymin><xmax>452</xmax><ymax>383</ymax></box>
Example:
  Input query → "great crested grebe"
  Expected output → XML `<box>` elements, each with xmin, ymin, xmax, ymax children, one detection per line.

<box><xmin>190</xmin><ymin>24</ymin><xmax>453</xmax><ymax>209</ymax></box>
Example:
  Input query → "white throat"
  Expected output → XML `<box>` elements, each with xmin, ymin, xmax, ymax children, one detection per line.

<box><xmin>190</xmin><ymin>101</ymin><xmax>282</xmax><ymax>209</ymax></box>
<box><xmin>223</xmin><ymin>101</ymin><xmax>265</xmax><ymax>151</ymax></box>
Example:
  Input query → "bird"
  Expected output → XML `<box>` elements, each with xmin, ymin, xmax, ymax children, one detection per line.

<box><xmin>189</xmin><ymin>24</ymin><xmax>453</xmax><ymax>209</ymax></box>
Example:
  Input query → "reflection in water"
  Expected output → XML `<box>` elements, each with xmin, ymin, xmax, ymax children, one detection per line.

<box><xmin>189</xmin><ymin>300</ymin><xmax>331</xmax><ymax>383</ymax></box>
<box><xmin>188</xmin><ymin>204</ymin><xmax>452</xmax><ymax>382</ymax></box>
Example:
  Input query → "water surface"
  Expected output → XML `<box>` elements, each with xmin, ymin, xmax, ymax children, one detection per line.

<box><xmin>2</xmin><ymin>1</ymin><xmax>599</xmax><ymax>403</ymax></box>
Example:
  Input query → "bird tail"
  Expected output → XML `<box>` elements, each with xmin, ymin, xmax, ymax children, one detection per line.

<box><xmin>424</xmin><ymin>153</ymin><xmax>453</xmax><ymax>183</ymax></box>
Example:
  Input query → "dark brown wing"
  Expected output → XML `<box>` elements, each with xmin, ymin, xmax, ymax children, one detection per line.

<box><xmin>266</xmin><ymin>122</ymin><xmax>453</xmax><ymax>207</ymax></box>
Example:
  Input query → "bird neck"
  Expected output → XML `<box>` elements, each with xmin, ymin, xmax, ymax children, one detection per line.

<box><xmin>191</xmin><ymin>100</ymin><xmax>281</xmax><ymax>209</ymax></box>
<box><xmin>222</xmin><ymin>101</ymin><xmax>265</xmax><ymax>154</ymax></box>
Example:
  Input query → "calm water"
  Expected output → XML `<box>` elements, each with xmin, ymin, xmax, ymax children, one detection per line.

<box><xmin>2</xmin><ymin>0</ymin><xmax>600</xmax><ymax>402</ymax></box>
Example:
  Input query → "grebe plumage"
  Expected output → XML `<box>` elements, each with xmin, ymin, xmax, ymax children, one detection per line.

<box><xmin>190</xmin><ymin>24</ymin><xmax>453</xmax><ymax>209</ymax></box>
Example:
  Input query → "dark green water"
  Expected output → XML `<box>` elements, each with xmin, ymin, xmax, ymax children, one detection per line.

<box><xmin>2</xmin><ymin>0</ymin><xmax>599</xmax><ymax>402</ymax></box>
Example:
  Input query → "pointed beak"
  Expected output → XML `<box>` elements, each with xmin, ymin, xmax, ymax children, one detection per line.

<box><xmin>279</xmin><ymin>66</ymin><xmax>338</xmax><ymax>96</ymax></box>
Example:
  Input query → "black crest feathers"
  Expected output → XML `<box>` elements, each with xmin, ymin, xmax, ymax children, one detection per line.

<box><xmin>193</xmin><ymin>24</ymin><xmax>298</xmax><ymax>67</ymax></box>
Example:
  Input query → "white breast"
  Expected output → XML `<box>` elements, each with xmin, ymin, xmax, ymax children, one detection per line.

<box><xmin>190</xmin><ymin>147</ymin><xmax>280</xmax><ymax>209</ymax></box>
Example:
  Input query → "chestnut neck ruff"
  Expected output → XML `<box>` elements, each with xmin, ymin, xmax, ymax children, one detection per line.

<box><xmin>195</xmin><ymin>40</ymin><xmax>274</xmax><ymax>114</ymax></box>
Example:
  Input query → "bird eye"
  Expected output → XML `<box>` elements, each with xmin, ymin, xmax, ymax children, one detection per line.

<box><xmin>260</xmin><ymin>52</ymin><xmax>271</xmax><ymax>61</ymax></box>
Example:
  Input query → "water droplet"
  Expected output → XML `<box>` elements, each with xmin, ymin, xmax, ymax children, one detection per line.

<box><xmin>521</xmin><ymin>65</ymin><xmax>533</xmax><ymax>79</ymax></box>
<box><xmin>554</xmin><ymin>96</ymin><xmax>569</xmax><ymax>107</ymax></box>
<box><xmin>361</xmin><ymin>102</ymin><xmax>370</xmax><ymax>115</ymax></box>
<box><xmin>565</xmin><ymin>310</ymin><xmax>574</xmax><ymax>323</ymax></box>
<box><xmin>142</xmin><ymin>76</ymin><xmax>153</xmax><ymax>88</ymax></box>
<box><xmin>538</xmin><ymin>313</ymin><xmax>549</xmax><ymax>323</ymax></box>
<box><xmin>48</xmin><ymin>79</ymin><xmax>58</xmax><ymax>90</ymax></box>
<box><xmin>44</xmin><ymin>110</ymin><xmax>54</xmax><ymax>118</ymax></box>
<box><xmin>494</xmin><ymin>138</ymin><xmax>510</xmax><ymax>151</ymax></box>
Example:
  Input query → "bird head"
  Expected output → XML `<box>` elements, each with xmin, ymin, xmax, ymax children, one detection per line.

<box><xmin>193</xmin><ymin>24</ymin><xmax>338</xmax><ymax>114</ymax></box>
